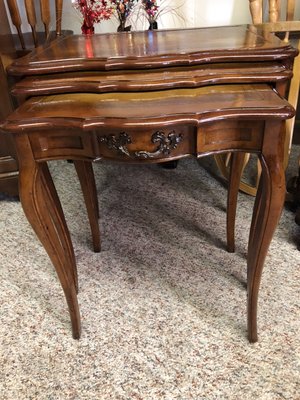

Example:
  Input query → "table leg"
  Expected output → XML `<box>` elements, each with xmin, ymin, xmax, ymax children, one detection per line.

<box><xmin>227</xmin><ymin>152</ymin><xmax>246</xmax><ymax>253</ymax></box>
<box><xmin>18</xmin><ymin>150</ymin><xmax>81</xmax><ymax>338</ymax></box>
<box><xmin>74</xmin><ymin>160</ymin><xmax>101</xmax><ymax>252</ymax></box>
<box><xmin>247</xmin><ymin>121</ymin><xmax>286</xmax><ymax>343</ymax></box>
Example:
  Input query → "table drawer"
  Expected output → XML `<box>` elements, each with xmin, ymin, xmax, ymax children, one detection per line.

<box><xmin>198</xmin><ymin>120</ymin><xmax>264</xmax><ymax>153</ymax></box>
<box><xmin>96</xmin><ymin>126</ymin><xmax>196</xmax><ymax>162</ymax></box>
<box><xmin>29</xmin><ymin>130</ymin><xmax>95</xmax><ymax>160</ymax></box>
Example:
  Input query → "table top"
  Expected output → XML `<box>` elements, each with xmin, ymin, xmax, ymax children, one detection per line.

<box><xmin>4</xmin><ymin>84</ymin><xmax>294</xmax><ymax>132</ymax></box>
<box><xmin>8</xmin><ymin>25</ymin><xmax>298</xmax><ymax>76</ymax></box>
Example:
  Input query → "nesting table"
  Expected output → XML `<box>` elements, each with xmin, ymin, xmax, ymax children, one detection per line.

<box><xmin>2</xmin><ymin>26</ymin><xmax>298</xmax><ymax>341</ymax></box>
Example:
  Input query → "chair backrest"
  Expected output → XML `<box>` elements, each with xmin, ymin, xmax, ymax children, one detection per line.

<box><xmin>6</xmin><ymin>0</ymin><xmax>63</xmax><ymax>50</ymax></box>
<box><xmin>250</xmin><ymin>0</ymin><xmax>295</xmax><ymax>23</ymax></box>
<box><xmin>249</xmin><ymin>0</ymin><xmax>300</xmax><ymax>164</ymax></box>
<box><xmin>249</xmin><ymin>0</ymin><xmax>298</xmax><ymax>41</ymax></box>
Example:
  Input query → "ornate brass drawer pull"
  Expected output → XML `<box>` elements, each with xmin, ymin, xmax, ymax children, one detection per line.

<box><xmin>98</xmin><ymin>132</ymin><xmax>132</xmax><ymax>157</ymax></box>
<box><xmin>98</xmin><ymin>130</ymin><xmax>183</xmax><ymax>159</ymax></box>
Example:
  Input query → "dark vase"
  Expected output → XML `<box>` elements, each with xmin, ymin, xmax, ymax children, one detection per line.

<box><xmin>148</xmin><ymin>20</ymin><xmax>158</xmax><ymax>30</ymax></box>
<box><xmin>117</xmin><ymin>16</ymin><xmax>131</xmax><ymax>32</ymax></box>
<box><xmin>117</xmin><ymin>23</ymin><xmax>131</xmax><ymax>32</ymax></box>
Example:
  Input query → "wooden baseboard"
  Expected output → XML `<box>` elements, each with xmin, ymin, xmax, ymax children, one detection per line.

<box><xmin>0</xmin><ymin>155</ymin><xmax>19</xmax><ymax>196</ymax></box>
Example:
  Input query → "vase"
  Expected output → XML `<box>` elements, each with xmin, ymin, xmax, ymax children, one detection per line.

<box><xmin>81</xmin><ymin>21</ymin><xmax>95</xmax><ymax>35</ymax></box>
<box><xmin>148</xmin><ymin>20</ymin><xmax>158</xmax><ymax>30</ymax></box>
<box><xmin>117</xmin><ymin>17</ymin><xmax>131</xmax><ymax>32</ymax></box>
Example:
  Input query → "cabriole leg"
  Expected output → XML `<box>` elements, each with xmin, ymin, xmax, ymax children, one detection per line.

<box><xmin>74</xmin><ymin>160</ymin><xmax>101</xmax><ymax>252</ymax></box>
<box><xmin>247</xmin><ymin>121</ymin><xmax>286</xmax><ymax>342</ymax></box>
<box><xmin>227</xmin><ymin>152</ymin><xmax>247</xmax><ymax>252</ymax></box>
<box><xmin>17</xmin><ymin>135</ymin><xmax>81</xmax><ymax>338</ymax></box>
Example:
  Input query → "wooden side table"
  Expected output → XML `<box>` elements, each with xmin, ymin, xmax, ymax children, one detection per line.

<box><xmin>2</xmin><ymin>26</ymin><xmax>298</xmax><ymax>341</ymax></box>
<box><xmin>0</xmin><ymin>84</ymin><xmax>295</xmax><ymax>342</ymax></box>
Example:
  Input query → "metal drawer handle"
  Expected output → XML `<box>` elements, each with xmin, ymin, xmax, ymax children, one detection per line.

<box><xmin>98</xmin><ymin>130</ymin><xmax>183</xmax><ymax>159</ymax></box>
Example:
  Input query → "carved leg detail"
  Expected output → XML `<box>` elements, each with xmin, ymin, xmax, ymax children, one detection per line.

<box><xmin>19</xmin><ymin>160</ymin><xmax>81</xmax><ymax>339</ymax></box>
<box><xmin>227</xmin><ymin>152</ymin><xmax>247</xmax><ymax>252</ymax></box>
<box><xmin>74</xmin><ymin>160</ymin><xmax>101</xmax><ymax>252</ymax></box>
<box><xmin>247</xmin><ymin>122</ymin><xmax>286</xmax><ymax>343</ymax></box>
<box><xmin>40</xmin><ymin>163</ymin><xmax>78</xmax><ymax>293</ymax></box>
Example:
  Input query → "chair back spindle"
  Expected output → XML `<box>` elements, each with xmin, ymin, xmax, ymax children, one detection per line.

<box><xmin>6</xmin><ymin>0</ymin><xmax>25</xmax><ymax>49</ymax></box>
<box><xmin>40</xmin><ymin>0</ymin><xmax>51</xmax><ymax>38</ymax></box>
<box><xmin>55</xmin><ymin>0</ymin><xmax>63</xmax><ymax>36</ymax></box>
<box><xmin>24</xmin><ymin>0</ymin><xmax>38</xmax><ymax>46</ymax></box>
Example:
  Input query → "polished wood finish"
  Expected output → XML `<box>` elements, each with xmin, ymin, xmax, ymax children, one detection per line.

<box><xmin>8</xmin><ymin>25</ymin><xmax>298</xmax><ymax>219</ymax></box>
<box><xmin>8</xmin><ymin>26</ymin><xmax>298</xmax><ymax>247</ymax></box>
<box><xmin>1</xmin><ymin>84</ymin><xmax>295</xmax><ymax>342</ymax></box>
<box><xmin>74</xmin><ymin>160</ymin><xmax>101</xmax><ymax>252</ymax></box>
<box><xmin>4</xmin><ymin>26</ymin><xmax>298</xmax><ymax>340</ymax></box>
<box><xmin>8</xmin><ymin>26</ymin><xmax>298</xmax><ymax>76</ymax></box>
<box><xmin>10</xmin><ymin>62</ymin><xmax>293</xmax><ymax>101</ymax></box>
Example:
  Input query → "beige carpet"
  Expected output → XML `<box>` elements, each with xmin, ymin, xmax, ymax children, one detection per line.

<box><xmin>0</xmin><ymin>151</ymin><xmax>299</xmax><ymax>399</ymax></box>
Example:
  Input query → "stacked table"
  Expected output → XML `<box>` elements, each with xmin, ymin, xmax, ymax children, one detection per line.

<box><xmin>2</xmin><ymin>26</ymin><xmax>298</xmax><ymax>341</ymax></box>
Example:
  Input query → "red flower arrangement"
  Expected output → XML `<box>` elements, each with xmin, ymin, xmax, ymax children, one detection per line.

<box><xmin>74</xmin><ymin>0</ymin><xmax>113</xmax><ymax>34</ymax></box>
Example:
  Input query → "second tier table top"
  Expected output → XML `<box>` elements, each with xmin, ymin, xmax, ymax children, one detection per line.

<box><xmin>7</xmin><ymin>25</ymin><xmax>298</xmax><ymax>77</ymax></box>
<box><xmin>2</xmin><ymin>83</ymin><xmax>294</xmax><ymax>165</ymax></box>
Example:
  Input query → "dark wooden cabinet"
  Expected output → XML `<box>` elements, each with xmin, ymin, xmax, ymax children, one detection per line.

<box><xmin>0</xmin><ymin>1</ymin><xmax>18</xmax><ymax>196</ymax></box>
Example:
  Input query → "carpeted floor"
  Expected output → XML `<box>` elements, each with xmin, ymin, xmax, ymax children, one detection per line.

<box><xmin>0</xmin><ymin>150</ymin><xmax>299</xmax><ymax>399</ymax></box>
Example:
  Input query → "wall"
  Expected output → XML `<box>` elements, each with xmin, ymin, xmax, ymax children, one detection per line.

<box><xmin>4</xmin><ymin>0</ymin><xmax>253</xmax><ymax>35</ymax></box>
<box><xmin>4</xmin><ymin>0</ymin><xmax>300</xmax><ymax>35</ymax></box>
<box><xmin>67</xmin><ymin>0</ymin><xmax>253</xmax><ymax>34</ymax></box>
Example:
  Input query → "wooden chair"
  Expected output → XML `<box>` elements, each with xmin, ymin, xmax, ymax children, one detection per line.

<box><xmin>1</xmin><ymin>1</ymin><xmax>100</xmax><ymax>251</ymax></box>
<box><xmin>216</xmin><ymin>0</ymin><xmax>300</xmax><ymax>196</ymax></box>
<box><xmin>215</xmin><ymin>0</ymin><xmax>300</xmax><ymax>252</ymax></box>
<box><xmin>6</xmin><ymin>0</ymin><xmax>65</xmax><ymax>52</ymax></box>
<box><xmin>0</xmin><ymin>0</ymin><xmax>72</xmax><ymax>196</ymax></box>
